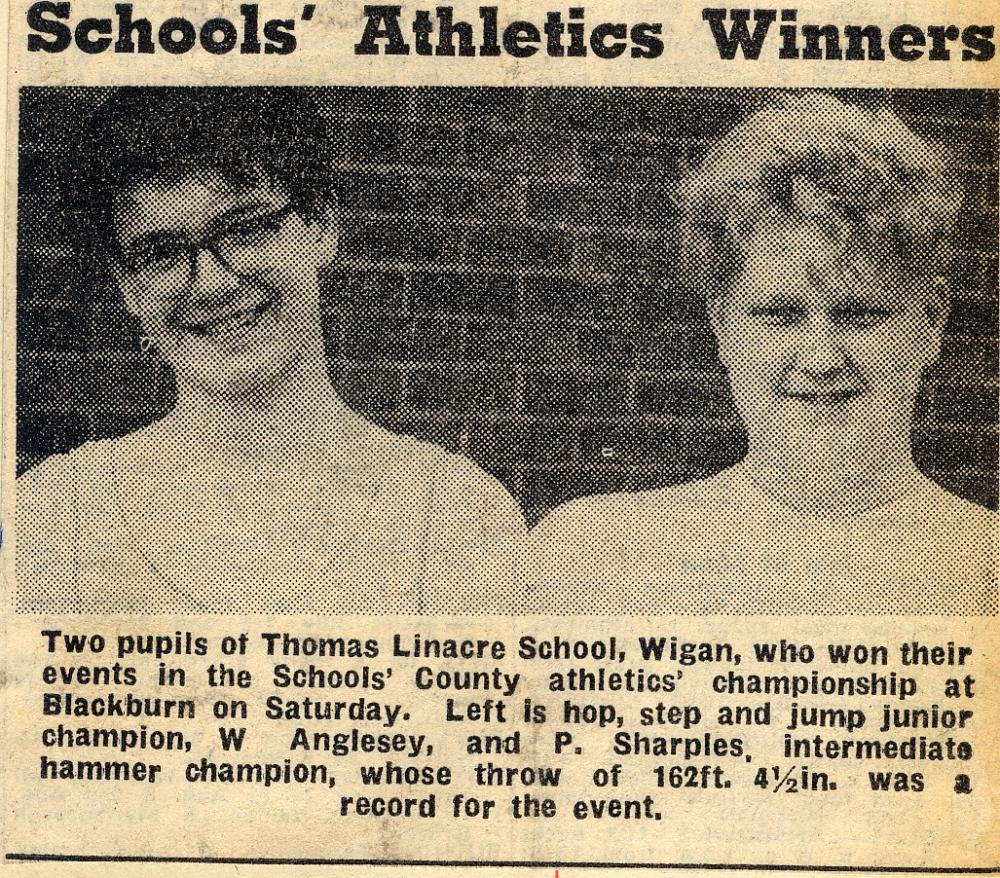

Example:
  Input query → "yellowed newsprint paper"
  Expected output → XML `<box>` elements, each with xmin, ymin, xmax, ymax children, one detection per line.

<box><xmin>2</xmin><ymin>0</ymin><xmax>998</xmax><ymax>876</ymax></box>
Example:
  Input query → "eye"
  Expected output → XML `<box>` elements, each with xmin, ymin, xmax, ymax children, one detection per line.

<box><xmin>218</xmin><ymin>211</ymin><xmax>287</xmax><ymax>247</ymax></box>
<box><xmin>830</xmin><ymin>304</ymin><xmax>893</xmax><ymax>329</ymax></box>
<box><xmin>747</xmin><ymin>304</ymin><xmax>805</xmax><ymax>327</ymax></box>
<box><xmin>122</xmin><ymin>238</ymin><xmax>189</xmax><ymax>274</ymax></box>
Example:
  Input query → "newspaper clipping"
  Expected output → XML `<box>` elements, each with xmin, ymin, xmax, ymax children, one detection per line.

<box><xmin>2</xmin><ymin>0</ymin><xmax>998</xmax><ymax>875</ymax></box>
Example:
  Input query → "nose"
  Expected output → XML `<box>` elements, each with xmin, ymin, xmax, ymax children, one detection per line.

<box><xmin>189</xmin><ymin>246</ymin><xmax>241</xmax><ymax>299</ymax></box>
<box><xmin>793</xmin><ymin>316</ymin><xmax>848</xmax><ymax>377</ymax></box>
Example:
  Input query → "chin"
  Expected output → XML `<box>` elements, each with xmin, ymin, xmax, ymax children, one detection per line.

<box><xmin>178</xmin><ymin>343</ymin><xmax>309</xmax><ymax>401</ymax></box>
<box><xmin>754</xmin><ymin>420</ymin><xmax>902</xmax><ymax>467</ymax></box>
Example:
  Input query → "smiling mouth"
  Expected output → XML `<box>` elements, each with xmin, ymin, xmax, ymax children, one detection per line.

<box><xmin>176</xmin><ymin>293</ymin><xmax>278</xmax><ymax>339</ymax></box>
<box><xmin>781</xmin><ymin>389</ymin><xmax>865</xmax><ymax>404</ymax></box>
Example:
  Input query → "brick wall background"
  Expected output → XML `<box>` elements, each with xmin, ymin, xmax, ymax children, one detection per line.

<box><xmin>17</xmin><ymin>87</ymin><xmax>999</xmax><ymax>523</ymax></box>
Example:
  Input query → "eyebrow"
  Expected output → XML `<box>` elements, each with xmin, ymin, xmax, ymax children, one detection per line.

<box><xmin>208</xmin><ymin>199</ymin><xmax>287</xmax><ymax>232</ymax></box>
<box><xmin>744</xmin><ymin>295</ymin><xmax>801</xmax><ymax>307</ymax></box>
<box><xmin>117</xmin><ymin>197</ymin><xmax>287</xmax><ymax>254</ymax></box>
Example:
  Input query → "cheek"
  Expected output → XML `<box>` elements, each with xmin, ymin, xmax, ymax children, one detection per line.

<box><xmin>130</xmin><ymin>299</ymin><xmax>174</xmax><ymax>340</ymax></box>
<box><xmin>126</xmin><ymin>280</ymin><xmax>180</xmax><ymax>324</ymax></box>
<box><xmin>848</xmin><ymin>328</ymin><xmax>932</xmax><ymax>389</ymax></box>
<box><xmin>272</xmin><ymin>242</ymin><xmax>325</xmax><ymax>281</ymax></box>
<box><xmin>273</xmin><ymin>285</ymin><xmax>320</xmax><ymax>339</ymax></box>
<box><xmin>721</xmin><ymin>324</ymin><xmax>792</xmax><ymax>383</ymax></box>
<box><xmin>266</xmin><ymin>263</ymin><xmax>319</xmax><ymax>309</ymax></box>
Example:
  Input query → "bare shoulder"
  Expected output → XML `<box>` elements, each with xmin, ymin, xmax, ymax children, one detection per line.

<box><xmin>531</xmin><ymin>469</ymin><xmax>737</xmax><ymax>544</ymax></box>
<box><xmin>18</xmin><ymin>441</ymin><xmax>111</xmax><ymax>502</ymax></box>
<box><xmin>18</xmin><ymin>441</ymin><xmax>116</xmax><ymax>541</ymax></box>
<box><xmin>426</xmin><ymin>442</ymin><xmax>524</xmax><ymax>525</ymax></box>
<box><xmin>366</xmin><ymin>424</ymin><xmax>524</xmax><ymax>525</ymax></box>
<box><xmin>921</xmin><ymin>480</ymin><xmax>997</xmax><ymax>549</ymax></box>
<box><xmin>918</xmin><ymin>478</ymin><xmax>994</xmax><ymax>524</ymax></box>
<box><xmin>529</xmin><ymin>491</ymin><xmax>635</xmax><ymax>546</ymax></box>
<box><xmin>18</xmin><ymin>450</ymin><xmax>74</xmax><ymax>495</ymax></box>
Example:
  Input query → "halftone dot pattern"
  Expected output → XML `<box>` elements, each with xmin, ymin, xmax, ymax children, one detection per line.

<box><xmin>523</xmin><ymin>468</ymin><xmax>997</xmax><ymax>615</ymax></box>
<box><xmin>15</xmin><ymin>87</ymin><xmax>998</xmax><ymax>615</ymax></box>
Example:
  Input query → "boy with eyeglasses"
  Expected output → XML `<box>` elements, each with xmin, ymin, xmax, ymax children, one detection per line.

<box><xmin>17</xmin><ymin>87</ymin><xmax>526</xmax><ymax>614</ymax></box>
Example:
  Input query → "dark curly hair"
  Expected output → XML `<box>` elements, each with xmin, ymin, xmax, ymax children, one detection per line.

<box><xmin>70</xmin><ymin>87</ymin><xmax>337</xmax><ymax>252</ymax></box>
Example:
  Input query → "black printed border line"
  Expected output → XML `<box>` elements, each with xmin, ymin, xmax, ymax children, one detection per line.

<box><xmin>4</xmin><ymin>856</ymin><xmax>1000</xmax><ymax>871</ymax></box>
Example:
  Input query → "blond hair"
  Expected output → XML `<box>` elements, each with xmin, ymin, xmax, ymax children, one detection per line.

<box><xmin>677</xmin><ymin>92</ymin><xmax>962</xmax><ymax>298</ymax></box>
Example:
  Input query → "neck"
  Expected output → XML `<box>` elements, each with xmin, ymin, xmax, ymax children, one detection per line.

<box><xmin>741</xmin><ymin>439</ymin><xmax>923</xmax><ymax>515</ymax></box>
<box><xmin>168</xmin><ymin>337</ymin><xmax>368</xmax><ymax>459</ymax></box>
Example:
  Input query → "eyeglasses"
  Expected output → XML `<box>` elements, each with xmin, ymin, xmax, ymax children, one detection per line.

<box><xmin>116</xmin><ymin>204</ymin><xmax>298</xmax><ymax>296</ymax></box>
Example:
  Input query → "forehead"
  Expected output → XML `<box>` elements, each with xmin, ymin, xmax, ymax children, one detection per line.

<box><xmin>732</xmin><ymin>222</ymin><xmax>890</xmax><ymax>302</ymax></box>
<box><xmin>111</xmin><ymin>172</ymin><xmax>286</xmax><ymax>246</ymax></box>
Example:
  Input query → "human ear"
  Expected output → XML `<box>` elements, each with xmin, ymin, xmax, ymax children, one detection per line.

<box><xmin>919</xmin><ymin>289</ymin><xmax>950</xmax><ymax>367</ymax></box>
<box><xmin>308</xmin><ymin>198</ymin><xmax>339</xmax><ymax>263</ymax></box>
<box><xmin>706</xmin><ymin>295</ymin><xmax>732</xmax><ymax>367</ymax></box>
<box><xmin>109</xmin><ymin>262</ymin><xmax>143</xmax><ymax>321</ymax></box>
